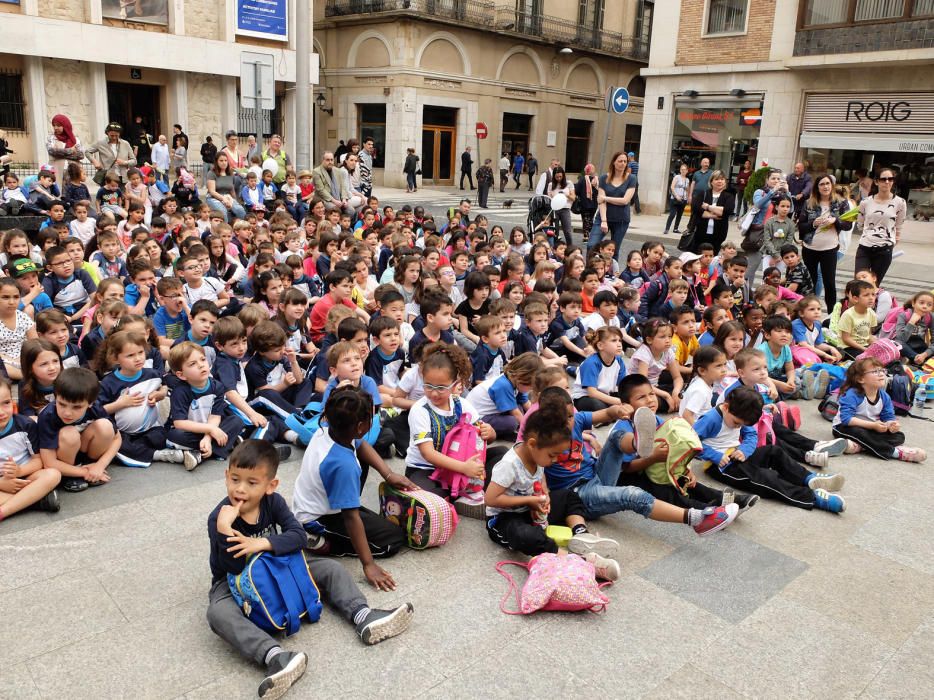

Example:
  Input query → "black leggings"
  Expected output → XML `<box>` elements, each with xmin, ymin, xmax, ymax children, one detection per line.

<box><xmin>665</xmin><ymin>200</ymin><xmax>686</xmax><ymax>232</ymax></box>
<box><xmin>404</xmin><ymin>444</ymin><xmax>509</xmax><ymax>499</ymax></box>
<box><xmin>803</xmin><ymin>245</ymin><xmax>838</xmax><ymax>311</ymax></box>
<box><xmin>832</xmin><ymin>423</ymin><xmax>904</xmax><ymax>459</ymax></box>
<box><xmin>486</xmin><ymin>488</ymin><xmax>587</xmax><ymax>556</ymax></box>
<box><xmin>854</xmin><ymin>244</ymin><xmax>894</xmax><ymax>286</ymax></box>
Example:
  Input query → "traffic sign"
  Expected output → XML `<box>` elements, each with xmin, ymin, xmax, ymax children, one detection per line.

<box><xmin>475</xmin><ymin>122</ymin><xmax>488</xmax><ymax>139</ymax></box>
<box><xmin>611</xmin><ymin>87</ymin><xmax>630</xmax><ymax>114</ymax></box>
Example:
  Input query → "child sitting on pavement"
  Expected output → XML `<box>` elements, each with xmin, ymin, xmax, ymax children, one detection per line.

<box><xmin>207</xmin><ymin>440</ymin><xmax>414</xmax><ymax>700</ymax></box>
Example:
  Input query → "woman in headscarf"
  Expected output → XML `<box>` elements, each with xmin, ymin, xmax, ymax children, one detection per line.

<box><xmin>46</xmin><ymin>114</ymin><xmax>84</xmax><ymax>184</ymax></box>
<box><xmin>575</xmin><ymin>163</ymin><xmax>600</xmax><ymax>243</ymax></box>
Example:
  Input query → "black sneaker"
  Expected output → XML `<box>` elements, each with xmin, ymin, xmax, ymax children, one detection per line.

<box><xmin>61</xmin><ymin>477</ymin><xmax>88</xmax><ymax>493</ymax></box>
<box><xmin>735</xmin><ymin>493</ymin><xmax>760</xmax><ymax>514</ymax></box>
<box><xmin>355</xmin><ymin>603</ymin><xmax>414</xmax><ymax>645</ymax></box>
<box><xmin>36</xmin><ymin>489</ymin><xmax>61</xmax><ymax>512</ymax></box>
<box><xmin>258</xmin><ymin>650</ymin><xmax>307</xmax><ymax>700</ymax></box>
<box><xmin>275</xmin><ymin>445</ymin><xmax>292</xmax><ymax>462</ymax></box>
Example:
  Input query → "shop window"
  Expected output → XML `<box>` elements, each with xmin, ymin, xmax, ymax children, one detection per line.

<box><xmin>0</xmin><ymin>73</ymin><xmax>25</xmax><ymax>132</ymax></box>
<box><xmin>358</xmin><ymin>103</ymin><xmax>386</xmax><ymax>168</ymax></box>
<box><xmin>705</xmin><ymin>0</ymin><xmax>748</xmax><ymax>35</ymax></box>
<box><xmin>855</xmin><ymin>0</ymin><xmax>904</xmax><ymax>20</ymax></box>
<box><xmin>624</xmin><ymin>124</ymin><xmax>642</xmax><ymax>163</ymax></box>
<box><xmin>565</xmin><ymin>119</ymin><xmax>591</xmax><ymax>174</ymax></box>
<box><xmin>803</xmin><ymin>0</ymin><xmax>848</xmax><ymax>25</ymax></box>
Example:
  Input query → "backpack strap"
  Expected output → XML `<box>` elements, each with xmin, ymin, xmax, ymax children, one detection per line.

<box><xmin>495</xmin><ymin>560</ymin><xmax>531</xmax><ymax>615</ymax></box>
<box><xmin>262</xmin><ymin>555</ymin><xmax>306</xmax><ymax>636</ymax></box>
<box><xmin>285</xmin><ymin>552</ymin><xmax>321</xmax><ymax>620</ymax></box>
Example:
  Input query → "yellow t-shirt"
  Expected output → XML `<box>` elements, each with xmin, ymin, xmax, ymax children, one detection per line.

<box><xmin>673</xmin><ymin>333</ymin><xmax>699</xmax><ymax>366</ymax></box>
<box><xmin>837</xmin><ymin>307</ymin><xmax>877</xmax><ymax>347</ymax></box>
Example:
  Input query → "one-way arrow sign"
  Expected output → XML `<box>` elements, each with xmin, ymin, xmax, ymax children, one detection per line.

<box><xmin>611</xmin><ymin>86</ymin><xmax>630</xmax><ymax>114</ymax></box>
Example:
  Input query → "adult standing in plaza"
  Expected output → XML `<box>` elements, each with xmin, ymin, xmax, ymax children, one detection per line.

<box><xmin>535</xmin><ymin>158</ymin><xmax>560</xmax><ymax>195</ymax></box>
<box><xmin>734</xmin><ymin>159</ymin><xmax>752</xmax><ymax>219</ymax></box>
<box><xmin>854</xmin><ymin>168</ymin><xmax>906</xmax><ymax>285</ymax></box>
<box><xmin>45</xmin><ymin>114</ymin><xmax>84</xmax><ymax>184</ymax></box>
<box><xmin>200</xmin><ymin>136</ymin><xmax>217</xmax><ymax>186</ymax></box>
<box><xmin>663</xmin><ymin>162</ymin><xmax>690</xmax><ymax>235</ymax></box>
<box><xmin>262</xmin><ymin>135</ymin><xmax>291</xmax><ymax>186</ymax></box>
<box><xmin>206</xmin><ymin>152</ymin><xmax>246</xmax><ymax>222</ymax></box>
<box><xmin>459</xmin><ymin>146</ymin><xmax>474</xmax><ymax>190</ymax></box>
<box><xmin>741</xmin><ymin>168</ymin><xmax>787</xmax><ymax>285</ymax></box>
<box><xmin>86</xmin><ymin>122</ymin><xmax>136</xmax><ymax>184</ymax></box>
<box><xmin>512</xmin><ymin>150</ymin><xmax>525</xmax><ymax>189</ymax></box>
<box><xmin>222</xmin><ymin>131</ymin><xmax>247</xmax><ymax>174</ymax></box>
<box><xmin>588</xmin><ymin>151</ymin><xmax>637</xmax><ymax>260</ymax></box>
<box><xmin>498</xmin><ymin>152</ymin><xmax>510</xmax><ymax>192</ymax></box>
<box><xmin>690</xmin><ymin>170</ymin><xmax>733</xmax><ymax>256</ymax></box>
<box><xmin>172</xmin><ymin>124</ymin><xmax>188</xmax><ymax>153</ymax></box>
<box><xmin>803</xmin><ymin>173</ymin><xmax>852</xmax><ymax>311</ymax></box>
<box><xmin>312</xmin><ymin>152</ymin><xmax>348</xmax><ymax>213</ymax></box>
<box><xmin>686</xmin><ymin>157</ymin><xmax>712</xmax><ymax>208</ymax></box>
<box><xmin>404</xmin><ymin>147</ymin><xmax>420</xmax><ymax>193</ymax></box>
<box><xmin>358</xmin><ymin>137</ymin><xmax>375</xmax><ymax>198</ymax></box>
<box><xmin>476</xmin><ymin>158</ymin><xmax>494</xmax><ymax>208</ymax></box>
<box><xmin>547</xmin><ymin>166</ymin><xmax>575</xmax><ymax>246</ymax></box>
<box><xmin>150</xmin><ymin>134</ymin><xmax>170</xmax><ymax>184</ymax></box>
<box><xmin>788</xmin><ymin>162</ymin><xmax>813</xmax><ymax>222</ymax></box>
<box><xmin>575</xmin><ymin>163</ymin><xmax>599</xmax><ymax>242</ymax></box>
<box><xmin>246</xmin><ymin>134</ymin><xmax>261</xmax><ymax>165</ymax></box>
<box><xmin>129</xmin><ymin>116</ymin><xmax>151</xmax><ymax>168</ymax></box>
<box><xmin>525</xmin><ymin>153</ymin><xmax>538</xmax><ymax>190</ymax></box>
<box><xmin>627</xmin><ymin>152</ymin><xmax>641</xmax><ymax>214</ymax></box>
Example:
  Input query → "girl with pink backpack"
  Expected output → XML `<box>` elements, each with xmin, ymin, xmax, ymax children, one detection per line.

<box><xmin>891</xmin><ymin>291</ymin><xmax>934</xmax><ymax>366</ymax></box>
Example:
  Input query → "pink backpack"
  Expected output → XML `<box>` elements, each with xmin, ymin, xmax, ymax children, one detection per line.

<box><xmin>880</xmin><ymin>307</ymin><xmax>930</xmax><ymax>340</ymax></box>
<box><xmin>496</xmin><ymin>554</ymin><xmax>611</xmax><ymax>614</ymax></box>
<box><xmin>430</xmin><ymin>405</ymin><xmax>487</xmax><ymax>498</ymax></box>
<box><xmin>857</xmin><ymin>337</ymin><xmax>901</xmax><ymax>365</ymax></box>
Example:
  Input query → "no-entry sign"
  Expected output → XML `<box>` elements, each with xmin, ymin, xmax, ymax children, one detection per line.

<box><xmin>476</xmin><ymin>122</ymin><xmax>488</xmax><ymax>139</ymax></box>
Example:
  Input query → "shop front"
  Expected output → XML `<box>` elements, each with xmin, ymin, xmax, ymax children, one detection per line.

<box><xmin>799</xmin><ymin>92</ymin><xmax>934</xmax><ymax>214</ymax></box>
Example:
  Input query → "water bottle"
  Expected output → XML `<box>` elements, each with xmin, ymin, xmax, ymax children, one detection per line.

<box><xmin>532</xmin><ymin>481</ymin><xmax>548</xmax><ymax>528</ymax></box>
<box><xmin>913</xmin><ymin>384</ymin><xmax>927</xmax><ymax>412</ymax></box>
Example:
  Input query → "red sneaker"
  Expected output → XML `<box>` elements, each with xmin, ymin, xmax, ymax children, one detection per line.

<box><xmin>693</xmin><ymin>503</ymin><xmax>739</xmax><ymax>536</ymax></box>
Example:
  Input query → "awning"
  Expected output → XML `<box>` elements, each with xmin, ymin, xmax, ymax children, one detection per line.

<box><xmin>799</xmin><ymin>132</ymin><xmax>934</xmax><ymax>153</ymax></box>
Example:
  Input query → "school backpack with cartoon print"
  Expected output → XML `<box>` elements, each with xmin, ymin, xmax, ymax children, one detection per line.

<box><xmin>228</xmin><ymin>551</ymin><xmax>322</xmax><ymax>636</ymax></box>
<box><xmin>379</xmin><ymin>483</ymin><xmax>459</xmax><ymax>549</ymax></box>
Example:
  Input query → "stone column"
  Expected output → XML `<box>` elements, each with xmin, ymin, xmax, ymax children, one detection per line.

<box><xmin>385</xmin><ymin>87</ymin><xmax>417</xmax><ymax>189</ymax></box>
<box><xmin>23</xmin><ymin>56</ymin><xmax>47</xmax><ymax>164</ymax></box>
<box><xmin>167</xmin><ymin>72</ymin><xmax>189</xmax><ymax>140</ymax></box>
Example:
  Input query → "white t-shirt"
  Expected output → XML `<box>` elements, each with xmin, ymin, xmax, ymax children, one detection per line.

<box><xmin>582</xmin><ymin>312</ymin><xmax>621</xmax><ymax>332</ymax></box>
<box><xmin>486</xmin><ymin>447</ymin><xmax>542</xmax><ymax>517</ymax></box>
<box><xmin>184</xmin><ymin>276</ymin><xmax>225</xmax><ymax>305</ymax></box>
<box><xmin>405</xmin><ymin>395</ymin><xmax>479</xmax><ymax>470</ymax></box>
<box><xmin>630</xmin><ymin>345</ymin><xmax>674</xmax><ymax>387</ymax></box>
<box><xmin>680</xmin><ymin>376</ymin><xmax>713</xmax><ymax>420</ymax></box>
<box><xmin>398</xmin><ymin>363</ymin><xmax>424</xmax><ymax>401</ymax></box>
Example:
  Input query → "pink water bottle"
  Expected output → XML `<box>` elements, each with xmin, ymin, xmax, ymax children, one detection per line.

<box><xmin>532</xmin><ymin>482</ymin><xmax>548</xmax><ymax>528</ymax></box>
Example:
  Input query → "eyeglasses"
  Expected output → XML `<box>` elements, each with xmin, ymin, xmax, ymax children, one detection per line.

<box><xmin>866</xmin><ymin>369</ymin><xmax>887</xmax><ymax>375</ymax></box>
<box><xmin>876</xmin><ymin>177</ymin><xmax>895</xmax><ymax>182</ymax></box>
<box><xmin>424</xmin><ymin>380</ymin><xmax>458</xmax><ymax>393</ymax></box>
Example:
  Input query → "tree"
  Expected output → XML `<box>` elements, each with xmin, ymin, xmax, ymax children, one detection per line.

<box><xmin>744</xmin><ymin>166</ymin><xmax>770</xmax><ymax>204</ymax></box>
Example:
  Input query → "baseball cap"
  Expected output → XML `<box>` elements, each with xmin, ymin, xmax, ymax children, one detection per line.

<box><xmin>10</xmin><ymin>258</ymin><xmax>39</xmax><ymax>278</ymax></box>
<box><xmin>678</xmin><ymin>251</ymin><xmax>701</xmax><ymax>264</ymax></box>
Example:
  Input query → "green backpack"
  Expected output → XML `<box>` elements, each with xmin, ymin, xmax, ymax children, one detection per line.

<box><xmin>644</xmin><ymin>417</ymin><xmax>702</xmax><ymax>494</ymax></box>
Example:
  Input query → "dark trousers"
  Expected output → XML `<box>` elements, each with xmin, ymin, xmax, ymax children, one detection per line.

<box><xmin>404</xmin><ymin>444</ymin><xmax>508</xmax><ymax>499</ymax></box>
<box><xmin>384</xmin><ymin>410</ymin><xmax>410</xmax><ymax>457</ymax></box>
<box><xmin>832</xmin><ymin>423</ymin><xmax>904</xmax><ymax>459</ymax></box>
<box><xmin>574</xmin><ymin>396</ymin><xmax>614</xmax><ymax>412</ymax></box>
<box><xmin>631</xmin><ymin>471</ymin><xmax>724</xmax><ymax>510</ymax></box>
<box><xmin>527</xmin><ymin>172</ymin><xmax>535</xmax><ymax>189</ymax></box>
<box><xmin>803</xmin><ymin>245</ymin><xmax>839</xmax><ymax>310</ymax></box>
<box><xmin>581</xmin><ymin>209</ymin><xmax>596</xmax><ymax>240</ymax></box>
<box><xmin>459</xmin><ymin>170</ymin><xmax>474</xmax><ymax>189</ymax></box>
<box><xmin>314</xmin><ymin>509</ymin><xmax>406</xmax><ymax>558</ymax></box>
<box><xmin>499</xmin><ymin>169</ymin><xmax>508</xmax><ymax>192</ymax></box>
<box><xmin>773</xmin><ymin>422</ymin><xmax>816</xmax><ymax>463</ymax></box>
<box><xmin>665</xmin><ymin>199</ymin><xmax>686</xmax><ymax>232</ymax></box>
<box><xmin>206</xmin><ymin>555</ymin><xmax>367</xmax><ymax>666</ymax></box>
<box><xmin>477</xmin><ymin>183</ymin><xmax>490</xmax><ymax>208</ymax></box>
<box><xmin>249</xmin><ymin>381</ymin><xmax>315</xmax><ymax>421</ymax></box>
<box><xmin>706</xmin><ymin>444</ymin><xmax>815</xmax><ymax>509</ymax></box>
<box><xmin>116</xmin><ymin>425</ymin><xmax>168</xmax><ymax>468</ymax></box>
<box><xmin>481</xmin><ymin>412</ymin><xmax>519</xmax><ymax>441</ymax></box>
<box><xmin>406</xmin><ymin>172</ymin><xmax>416</xmax><ymax>191</ymax></box>
<box><xmin>855</xmin><ymin>244</ymin><xmax>894</xmax><ymax>285</ymax></box>
<box><xmin>486</xmin><ymin>488</ymin><xmax>587</xmax><ymax>556</ymax></box>
<box><xmin>513</xmin><ymin>171</ymin><xmax>522</xmax><ymax>188</ymax></box>
<box><xmin>167</xmin><ymin>413</ymin><xmax>245</xmax><ymax>459</ymax></box>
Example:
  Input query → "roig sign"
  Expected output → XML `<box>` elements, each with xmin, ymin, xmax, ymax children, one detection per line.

<box><xmin>803</xmin><ymin>93</ymin><xmax>934</xmax><ymax>135</ymax></box>
<box><xmin>845</xmin><ymin>100</ymin><xmax>911</xmax><ymax>122</ymax></box>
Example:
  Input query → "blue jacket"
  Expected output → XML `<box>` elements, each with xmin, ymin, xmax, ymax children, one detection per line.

<box><xmin>692</xmin><ymin>407</ymin><xmax>757</xmax><ymax>467</ymax></box>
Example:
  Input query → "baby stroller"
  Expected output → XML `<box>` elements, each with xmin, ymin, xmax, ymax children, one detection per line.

<box><xmin>527</xmin><ymin>195</ymin><xmax>554</xmax><ymax>240</ymax></box>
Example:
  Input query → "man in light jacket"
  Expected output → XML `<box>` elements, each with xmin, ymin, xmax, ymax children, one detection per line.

<box><xmin>86</xmin><ymin>123</ymin><xmax>137</xmax><ymax>184</ymax></box>
<box><xmin>311</xmin><ymin>152</ymin><xmax>349</xmax><ymax>213</ymax></box>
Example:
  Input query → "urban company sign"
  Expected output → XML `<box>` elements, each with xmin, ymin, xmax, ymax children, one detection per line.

<box><xmin>803</xmin><ymin>92</ymin><xmax>934</xmax><ymax>135</ymax></box>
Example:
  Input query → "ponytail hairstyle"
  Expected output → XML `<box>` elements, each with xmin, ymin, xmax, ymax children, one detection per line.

<box><xmin>420</xmin><ymin>341</ymin><xmax>472</xmax><ymax>388</ymax></box>
<box><xmin>90</xmin><ymin>299</ymin><xmax>128</xmax><ymax>333</ymax></box>
<box><xmin>904</xmin><ymin>290</ymin><xmax>934</xmax><ymax>315</ymax></box>
<box><xmin>323</xmin><ymin>384</ymin><xmax>375</xmax><ymax>443</ymax></box>
<box><xmin>115</xmin><ymin>313</ymin><xmax>158</xmax><ymax>350</ymax></box>
<box><xmin>19</xmin><ymin>338</ymin><xmax>61</xmax><ymax>414</ymax></box>
<box><xmin>522</xmin><ymin>405</ymin><xmax>573</xmax><ymax>449</ymax></box>
<box><xmin>691</xmin><ymin>344</ymin><xmax>726</xmax><ymax>378</ymax></box>
<box><xmin>503</xmin><ymin>352</ymin><xmax>544</xmax><ymax>389</ymax></box>
<box><xmin>531</xmin><ymin>365</ymin><xmax>570</xmax><ymax>400</ymax></box>
<box><xmin>640</xmin><ymin>317</ymin><xmax>672</xmax><ymax>342</ymax></box>
<box><xmin>584</xmin><ymin>326</ymin><xmax>624</xmax><ymax>352</ymax></box>
<box><xmin>712</xmin><ymin>319</ymin><xmax>746</xmax><ymax>356</ymax></box>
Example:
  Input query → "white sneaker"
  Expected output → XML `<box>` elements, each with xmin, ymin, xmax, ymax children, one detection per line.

<box><xmin>805</xmin><ymin>450</ymin><xmax>829</xmax><ymax>469</ymax></box>
<box><xmin>152</xmin><ymin>448</ymin><xmax>184</xmax><ymax>464</ymax></box>
<box><xmin>568</xmin><ymin>532</ymin><xmax>619</xmax><ymax>558</ymax></box>
<box><xmin>453</xmin><ymin>491</ymin><xmax>485</xmax><ymax>520</ymax></box>
<box><xmin>814</xmin><ymin>438</ymin><xmax>848</xmax><ymax>457</ymax></box>
<box><xmin>633</xmin><ymin>406</ymin><xmax>657</xmax><ymax>458</ymax></box>
<box><xmin>583</xmin><ymin>552</ymin><xmax>620</xmax><ymax>581</ymax></box>
<box><xmin>183</xmin><ymin>450</ymin><xmax>202</xmax><ymax>471</ymax></box>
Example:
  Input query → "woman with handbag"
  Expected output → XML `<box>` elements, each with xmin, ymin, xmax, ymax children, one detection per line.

<box><xmin>741</xmin><ymin>168</ymin><xmax>787</xmax><ymax>285</ymax></box>
<box><xmin>46</xmin><ymin>114</ymin><xmax>84</xmax><ymax>185</ymax></box>
<box><xmin>574</xmin><ymin>164</ymin><xmax>599</xmax><ymax>243</ymax></box>
<box><xmin>403</xmin><ymin>148</ymin><xmax>419</xmax><ymax>193</ymax></box>
<box><xmin>690</xmin><ymin>170</ymin><xmax>733</xmax><ymax>256</ymax></box>
<box><xmin>547</xmin><ymin>167</ymin><xmax>575</xmax><ymax>246</ymax></box>
<box><xmin>664</xmin><ymin>163</ymin><xmax>689</xmax><ymax>235</ymax></box>
<box><xmin>802</xmin><ymin>174</ymin><xmax>852</xmax><ymax>311</ymax></box>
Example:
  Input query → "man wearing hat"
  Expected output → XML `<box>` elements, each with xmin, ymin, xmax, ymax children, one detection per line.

<box><xmin>86</xmin><ymin>123</ymin><xmax>136</xmax><ymax>184</ymax></box>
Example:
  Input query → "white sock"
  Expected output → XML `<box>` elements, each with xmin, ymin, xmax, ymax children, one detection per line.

<box><xmin>152</xmin><ymin>449</ymin><xmax>180</xmax><ymax>463</ymax></box>
<box><xmin>264</xmin><ymin>645</ymin><xmax>283</xmax><ymax>666</ymax></box>
<box><xmin>284</xmin><ymin>430</ymin><xmax>298</xmax><ymax>444</ymax></box>
<box><xmin>352</xmin><ymin>606</ymin><xmax>371</xmax><ymax>626</ymax></box>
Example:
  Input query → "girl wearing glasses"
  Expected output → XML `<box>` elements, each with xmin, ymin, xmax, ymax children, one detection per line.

<box><xmin>854</xmin><ymin>168</ymin><xmax>907</xmax><ymax>285</ymax></box>
<box><xmin>831</xmin><ymin>358</ymin><xmax>925</xmax><ymax>462</ymax></box>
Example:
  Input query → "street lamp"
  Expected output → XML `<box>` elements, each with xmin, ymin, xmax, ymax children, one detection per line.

<box><xmin>316</xmin><ymin>92</ymin><xmax>333</xmax><ymax>116</ymax></box>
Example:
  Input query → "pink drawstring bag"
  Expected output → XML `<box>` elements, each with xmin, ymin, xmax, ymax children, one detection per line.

<box><xmin>495</xmin><ymin>553</ymin><xmax>610</xmax><ymax>614</ymax></box>
<box><xmin>857</xmin><ymin>338</ymin><xmax>901</xmax><ymax>366</ymax></box>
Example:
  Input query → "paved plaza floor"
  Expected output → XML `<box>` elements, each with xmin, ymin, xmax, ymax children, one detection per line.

<box><xmin>2</xmin><ymin>397</ymin><xmax>933</xmax><ymax>699</ymax></box>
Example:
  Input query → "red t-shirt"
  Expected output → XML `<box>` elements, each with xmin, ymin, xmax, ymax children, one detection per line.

<box><xmin>309</xmin><ymin>293</ymin><xmax>356</xmax><ymax>342</ymax></box>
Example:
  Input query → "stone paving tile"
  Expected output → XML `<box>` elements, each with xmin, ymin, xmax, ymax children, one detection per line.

<box><xmin>0</xmin><ymin>571</ymin><xmax>126</xmax><ymax>666</ymax></box>
<box><xmin>851</xmin><ymin>497</ymin><xmax>934</xmax><ymax>575</ymax></box>
<box><xmin>644</xmin><ymin>662</ymin><xmax>746</xmax><ymax>699</ymax></box>
<box><xmin>692</xmin><ymin>596</ymin><xmax>894</xmax><ymax>698</ymax></box>
<box><xmin>862</xmin><ymin>614</ymin><xmax>934</xmax><ymax>699</ymax></box>
<box><xmin>782</xmin><ymin>543</ymin><xmax>934</xmax><ymax>647</ymax></box>
<box><xmin>638</xmin><ymin>529</ymin><xmax>808</xmax><ymax>623</ymax></box>
<box><xmin>0</xmin><ymin>662</ymin><xmax>43</xmax><ymax>700</ymax></box>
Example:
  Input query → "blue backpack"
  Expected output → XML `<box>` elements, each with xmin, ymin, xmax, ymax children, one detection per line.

<box><xmin>228</xmin><ymin>551</ymin><xmax>322</xmax><ymax>636</ymax></box>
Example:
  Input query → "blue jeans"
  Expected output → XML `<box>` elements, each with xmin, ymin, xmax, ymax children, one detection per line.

<box><xmin>206</xmin><ymin>197</ymin><xmax>246</xmax><ymax>222</ymax></box>
<box><xmin>587</xmin><ymin>214</ymin><xmax>630</xmax><ymax>261</ymax></box>
<box><xmin>574</xmin><ymin>425</ymin><xmax>656</xmax><ymax>519</ymax></box>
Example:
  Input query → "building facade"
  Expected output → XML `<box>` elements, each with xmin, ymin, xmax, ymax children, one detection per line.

<box><xmin>0</xmin><ymin>0</ymin><xmax>318</xmax><ymax>168</ymax></box>
<box><xmin>639</xmin><ymin>0</ymin><xmax>934</xmax><ymax>215</ymax></box>
<box><xmin>313</xmin><ymin>0</ymin><xmax>653</xmax><ymax>188</ymax></box>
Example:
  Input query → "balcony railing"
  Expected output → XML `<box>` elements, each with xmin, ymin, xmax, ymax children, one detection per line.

<box><xmin>324</xmin><ymin>0</ymin><xmax>495</xmax><ymax>27</ymax></box>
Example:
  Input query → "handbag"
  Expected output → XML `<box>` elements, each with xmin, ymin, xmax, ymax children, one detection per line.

<box><xmin>739</xmin><ymin>205</ymin><xmax>760</xmax><ymax>235</ymax></box>
<box><xmin>571</xmin><ymin>198</ymin><xmax>581</xmax><ymax>215</ymax></box>
<box><xmin>92</xmin><ymin>168</ymin><xmax>107</xmax><ymax>186</ymax></box>
<box><xmin>495</xmin><ymin>553</ymin><xmax>610</xmax><ymax>614</ymax></box>
<box><xmin>676</xmin><ymin>228</ymin><xmax>695</xmax><ymax>252</ymax></box>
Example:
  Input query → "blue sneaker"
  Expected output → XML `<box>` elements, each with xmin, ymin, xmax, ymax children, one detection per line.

<box><xmin>813</xmin><ymin>488</ymin><xmax>846</xmax><ymax>513</ymax></box>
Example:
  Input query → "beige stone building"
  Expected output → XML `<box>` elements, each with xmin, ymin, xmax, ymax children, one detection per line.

<box><xmin>313</xmin><ymin>0</ymin><xmax>653</xmax><ymax>187</ymax></box>
<box><xmin>639</xmin><ymin>0</ymin><xmax>934</xmax><ymax>216</ymax></box>
<box><xmin>0</xmin><ymin>0</ymin><xmax>318</xmax><ymax>167</ymax></box>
